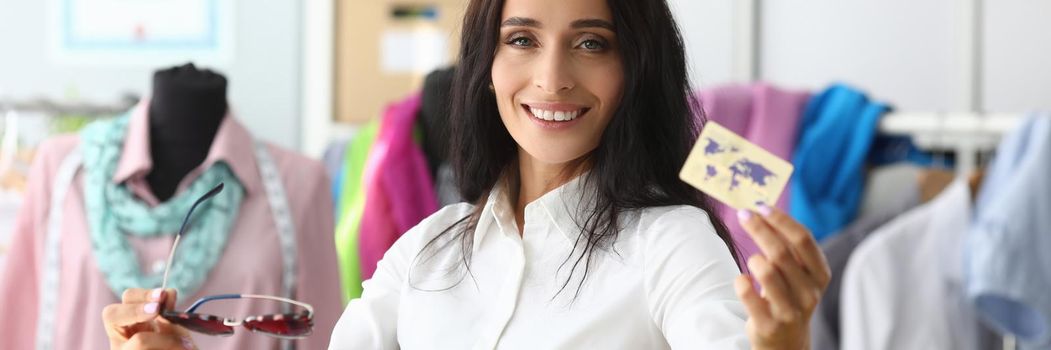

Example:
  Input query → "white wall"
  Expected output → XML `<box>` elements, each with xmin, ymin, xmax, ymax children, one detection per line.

<box><xmin>760</xmin><ymin>0</ymin><xmax>961</xmax><ymax>110</ymax></box>
<box><xmin>984</xmin><ymin>0</ymin><xmax>1051</xmax><ymax>112</ymax></box>
<box><xmin>0</xmin><ymin>0</ymin><xmax>302</xmax><ymax>149</ymax></box>
<box><xmin>668</xmin><ymin>0</ymin><xmax>739</xmax><ymax>89</ymax></box>
<box><xmin>671</xmin><ymin>1</ymin><xmax>1051</xmax><ymax>113</ymax></box>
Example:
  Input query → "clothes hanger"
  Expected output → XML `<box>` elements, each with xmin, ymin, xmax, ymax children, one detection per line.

<box><xmin>917</xmin><ymin>112</ymin><xmax>955</xmax><ymax>203</ymax></box>
<box><xmin>966</xmin><ymin>142</ymin><xmax>993</xmax><ymax>203</ymax></box>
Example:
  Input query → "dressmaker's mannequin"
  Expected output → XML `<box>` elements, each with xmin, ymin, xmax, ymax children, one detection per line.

<box><xmin>146</xmin><ymin>63</ymin><xmax>227</xmax><ymax>201</ymax></box>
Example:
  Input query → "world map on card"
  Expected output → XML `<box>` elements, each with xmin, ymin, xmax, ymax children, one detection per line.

<box><xmin>680</xmin><ymin>122</ymin><xmax>793</xmax><ymax>211</ymax></box>
<box><xmin>702</xmin><ymin>138</ymin><xmax>776</xmax><ymax>190</ymax></box>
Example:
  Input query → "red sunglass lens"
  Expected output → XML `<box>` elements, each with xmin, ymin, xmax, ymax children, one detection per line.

<box><xmin>243</xmin><ymin>312</ymin><xmax>314</xmax><ymax>337</ymax></box>
<box><xmin>162</xmin><ymin>312</ymin><xmax>234</xmax><ymax>336</ymax></box>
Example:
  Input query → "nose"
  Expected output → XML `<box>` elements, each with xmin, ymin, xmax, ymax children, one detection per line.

<box><xmin>533</xmin><ymin>49</ymin><xmax>575</xmax><ymax>94</ymax></box>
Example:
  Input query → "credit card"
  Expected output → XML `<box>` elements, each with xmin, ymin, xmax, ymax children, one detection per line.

<box><xmin>679</xmin><ymin>121</ymin><xmax>794</xmax><ymax>211</ymax></box>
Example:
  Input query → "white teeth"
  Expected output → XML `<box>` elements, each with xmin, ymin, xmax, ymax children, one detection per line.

<box><xmin>528</xmin><ymin>106</ymin><xmax>584</xmax><ymax>122</ymax></box>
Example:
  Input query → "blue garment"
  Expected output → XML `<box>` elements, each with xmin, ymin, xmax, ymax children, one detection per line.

<box><xmin>332</xmin><ymin>160</ymin><xmax>346</xmax><ymax>213</ymax></box>
<box><xmin>968</xmin><ymin>114</ymin><xmax>1051</xmax><ymax>347</ymax></box>
<box><xmin>790</xmin><ymin>84</ymin><xmax>889</xmax><ymax>241</ymax></box>
<box><xmin>868</xmin><ymin>134</ymin><xmax>939</xmax><ymax>168</ymax></box>
<box><xmin>322</xmin><ymin>138</ymin><xmax>352</xmax><ymax>214</ymax></box>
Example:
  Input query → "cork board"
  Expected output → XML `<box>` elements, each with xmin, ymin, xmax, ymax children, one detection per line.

<box><xmin>335</xmin><ymin>0</ymin><xmax>467</xmax><ymax>124</ymax></box>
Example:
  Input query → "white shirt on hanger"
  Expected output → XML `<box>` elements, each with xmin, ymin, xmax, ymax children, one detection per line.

<box><xmin>840</xmin><ymin>179</ymin><xmax>998</xmax><ymax>350</ymax></box>
<box><xmin>328</xmin><ymin>175</ymin><xmax>749</xmax><ymax>349</ymax></box>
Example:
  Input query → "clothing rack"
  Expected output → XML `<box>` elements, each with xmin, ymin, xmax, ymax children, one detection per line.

<box><xmin>880</xmin><ymin>111</ymin><xmax>1022</xmax><ymax>350</ymax></box>
<box><xmin>878</xmin><ymin>112</ymin><xmax>1022</xmax><ymax>175</ymax></box>
<box><xmin>0</xmin><ymin>96</ymin><xmax>138</xmax><ymax>117</ymax></box>
<box><xmin>0</xmin><ymin>96</ymin><xmax>137</xmax><ymax>194</ymax></box>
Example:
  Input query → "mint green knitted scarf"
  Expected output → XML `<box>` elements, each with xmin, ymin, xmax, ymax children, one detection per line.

<box><xmin>81</xmin><ymin>115</ymin><xmax>244</xmax><ymax>298</ymax></box>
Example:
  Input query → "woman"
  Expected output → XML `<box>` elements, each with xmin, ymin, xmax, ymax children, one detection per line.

<box><xmin>104</xmin><ymin>0</ymin><xmax>830</xmax><ymax>348</ymax></box>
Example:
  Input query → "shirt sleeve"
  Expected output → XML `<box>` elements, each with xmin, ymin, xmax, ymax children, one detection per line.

<box><xmin>642</xmin><ymin>206</ymin><xmax>750</xmax><ymax>349</ymax></box>
<box><xmin>327</xmin><ymin>209</ymin><xmax>442</xmax><ymax>350</ymax></box>
<box><xmin>0</xmin><ymin>139</ymin><xmax>65</xmax><ymax>350</ymax></box>
<box><xmin>290</xmin><ymin>163</ymin><xmax>343</xmax><ymax>350</ymax></box>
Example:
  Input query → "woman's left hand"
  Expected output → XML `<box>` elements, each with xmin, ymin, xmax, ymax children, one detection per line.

<box><xmin>735</xmin><ymin>205</ymin><xmax>830</xmax><ymax>350</ymax></box>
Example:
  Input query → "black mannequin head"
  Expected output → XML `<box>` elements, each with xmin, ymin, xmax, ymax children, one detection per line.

<box><xmin>149</xmin><ymin>63</ymin><xmax>228</xmax><ymax>131</ymax></box>
<box><xmin>146</xmin><ymin>63</ymin><xmax>229</xmax><ymax>201</ymax></box>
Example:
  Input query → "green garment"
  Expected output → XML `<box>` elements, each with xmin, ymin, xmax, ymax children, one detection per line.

<box><xmin>335</xmin><ymin>121</ymin><xmax>379</xmax><ymax>303</ymax></box>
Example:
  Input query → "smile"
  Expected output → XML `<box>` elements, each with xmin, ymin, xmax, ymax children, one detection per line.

<box><xmin>522</xmin><ymin>104</ymin><xmax>591</xmax><ymax>122</ymax></box>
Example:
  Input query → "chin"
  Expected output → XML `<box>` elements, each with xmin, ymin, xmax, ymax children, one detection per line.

<box><xmin>519</xmin><ymin>143</ymin><xmax>594</xmax><ymax>166</ymax></box>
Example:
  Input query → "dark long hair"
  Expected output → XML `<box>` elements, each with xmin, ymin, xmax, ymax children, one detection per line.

<box><xmin>413</xmin><ymin>0</ymin><xmax>742</xmax><ymax>297</ymax></box>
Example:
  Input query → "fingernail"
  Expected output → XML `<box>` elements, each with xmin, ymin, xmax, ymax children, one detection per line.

<box><xmin>143</xmin><ymin>302</ymin><xmax>159</xmax><ymax>314</ymax></box>
<box><xmin>150</xmin><ymin>288</ymin><xmax>164</xmax><ymax>301</ymax></box>
<box><xmin>757</xmin><ymin>204</ymin><xmax>773</xmax><ymax>217</ymax></box>
<box><xmin>182</xmin><ymin>336</ymin><xmax>195</xmax><ymax>350</ymax></box>
<box><xmin>737</xmin><ymin>209</ymin><xmax>753</xmax><ymax>221</ymax></box>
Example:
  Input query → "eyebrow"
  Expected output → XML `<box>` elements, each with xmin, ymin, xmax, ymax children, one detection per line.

<box><xmin>500</xmin><ymin>17</ymin><xmax>615</xmax><ymax>31</ymax></box>
<box><xmin>571</xmin><ymin>19</ymin><xmax>614</xmax><ymax>31</ymax></box>
<box><xmin>501</xmin><ymin>17</ymin><xmax>541</xmax><ymax>28</ymax></box>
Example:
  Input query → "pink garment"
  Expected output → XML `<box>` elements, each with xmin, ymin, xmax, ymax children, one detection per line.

<box><xmin>0</xmin><ymin>103</ymin><xmax>342</xmax><ymax>350</ymax></box>
<box><xmin>359</xmin><ymin>93</ymin><xmax>438</xmax><ymax>279</ymax></box>
<box><xmin>696</xmin><ymin>83</ymin><xmax>810</xmax><ymax>272</ymax></box>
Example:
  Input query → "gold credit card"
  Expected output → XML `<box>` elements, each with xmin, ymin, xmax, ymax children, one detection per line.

<box><xmin>679</xmin><ymin>121</ymin><xmax>794</xmax><ymax>211</ymax></box>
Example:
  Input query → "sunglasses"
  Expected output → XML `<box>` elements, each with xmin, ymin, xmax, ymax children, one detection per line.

<box><xmin>156</xmin><ymin>183</ymin><xmax>314</xmax><ymax>339</ymax></box>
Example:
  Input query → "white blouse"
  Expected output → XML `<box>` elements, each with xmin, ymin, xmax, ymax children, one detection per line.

<box><xmin>328</xmin><ymin>175</ymin><xmax>749</xmax><ymax>349</ymax></box>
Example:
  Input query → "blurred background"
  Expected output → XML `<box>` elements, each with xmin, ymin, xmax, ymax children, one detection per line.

<box><xmin>4</xmin><ymin>1</ymin><xmax>1048</xmax><ymax>152</ymax></box>
<box><xmin>1</xmin><ymin>1</ymin><xmax>1049</xmax><ymax>349</ymax></box>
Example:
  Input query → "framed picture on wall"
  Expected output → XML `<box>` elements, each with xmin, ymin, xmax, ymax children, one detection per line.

<box><xmin>48</xmin><ymin>0</ymin><xmax>234</xmax><ymax>65</ymax></box>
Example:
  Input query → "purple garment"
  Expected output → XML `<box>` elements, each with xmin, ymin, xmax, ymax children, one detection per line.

<box><xmin>695</xmin><ymin>83</ymin><xmax>809</xmax><ymax>273</ymax></box>
<box><xmin>359</xmin><ymin>92</ymin><xmax>439</xmax><ymax>279</ymax></box>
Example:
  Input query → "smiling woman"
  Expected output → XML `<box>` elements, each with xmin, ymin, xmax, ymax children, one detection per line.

<box><xmin>101</xmin><ymin>0</ymin><xmax>830</xmax><ymax>349</ymax></box>
<box><xmin>493</xmin><ymin>5</ymin><xmax>623</xmax><ymax>167</ymax></box>
<box><xmin>334</xmin><ymin>0</ymin><xmax>824</xmax><ymax>348</ymax></box>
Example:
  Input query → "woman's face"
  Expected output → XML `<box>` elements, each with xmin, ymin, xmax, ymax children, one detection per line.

<box><xmin>492</xmin><ymin>0</ymin><xmax>624</xmax><ymax>166</ymax></box>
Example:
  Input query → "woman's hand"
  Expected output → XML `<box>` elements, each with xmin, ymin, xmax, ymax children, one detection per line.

<box><xmin>101</xmin><ymin>288</ymin><xmax>195</xmax><ymax>350</ymax></box>
<box><xmin>736</xmin><ymin>205</ymin><xmax>831</xmax><ymax>350</ymax></box>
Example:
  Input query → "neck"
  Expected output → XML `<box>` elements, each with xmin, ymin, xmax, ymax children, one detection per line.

<box><xmin>512</xmin><ymin>150</ymin><xmax>588</xmax><ymax>234</ymax></box>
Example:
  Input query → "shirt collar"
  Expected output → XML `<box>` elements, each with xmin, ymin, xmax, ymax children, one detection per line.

<box><xmin>475</xmin><ymin>172</ymin><xmax>596</xmax><ymax>252</ymax></box>
<box><xmin>925</xmin><ymin>179</ymin><xmax>972</xmax><ymax>281</ymax></box>
<box><xmin>111</xmin><ymin>100</ymin><xmax>262</xmax><ymax>194</ymax></box>
<box><xmin>927</xmin><ymin>179</ymin><xmax>971</xmax><ymax>231</ymax></box>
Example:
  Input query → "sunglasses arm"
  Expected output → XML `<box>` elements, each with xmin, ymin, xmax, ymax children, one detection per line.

<box><xmin>186</xmin><ymin>294</ymin><xmax>315</xmax><ymax>316</ymax></box>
